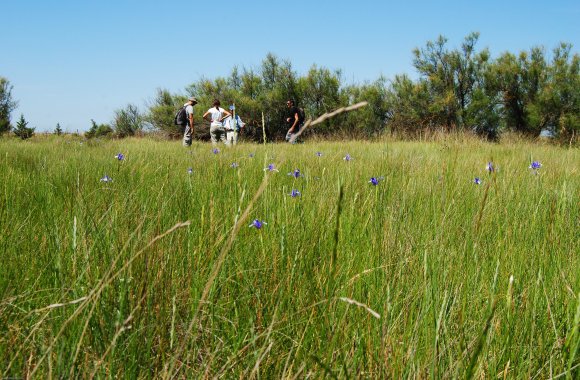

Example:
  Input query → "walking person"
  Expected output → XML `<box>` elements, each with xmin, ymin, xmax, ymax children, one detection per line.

<box><xmin>222</xmin><ymin>105</ymin><xmax>246</xmax><ymax>145</ymax></box>
<box><xmin>182</xmin><ymin>96</ymin><xmax>198</xmax><ymax>147</ymax></box>
<box><xmin>203</xmin><ymin>99</ymin><xmax>231</xmax><ymax>145</ymax></box>
<box><xmin>285</xmin><ymin>99</ymin><xmax>304</xmax><ymax>143</ymax></box>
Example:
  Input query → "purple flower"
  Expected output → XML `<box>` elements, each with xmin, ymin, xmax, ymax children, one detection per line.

<box><xmin>473</xmin><ymin>177</ymin><xmax>481</xmax><ymax>185</ymax></box>
<box><xmin>486</xmin><ymin>162</ymin><xmax>495</xmax><ymax>173</ymax></box>
<box><xmin>115</xmin><ymin>153</ymin><xmax>124</xmax><ymax>161</ymax></box>
<box><xmin>230</xmin><ymin>162</ymin><xmax>239</xmax><ymax>169</ymax></box>
<box><xmin>369</xmin><ymin>177</ymin><xmax>379</xmax><ymax>186</ymax></box>
<box><xmin>529</xmin><ymin>161</ymin><xmax>542</xmax><ymax>170</ymax></box>
<box><xmin>288</xmin><ymin>169</ymin><xmax>302</xmax><ymax>178</ymax></box>
<box><xmin>289</xmin><ymin>189</ymin><xmax>301</xmax><ymax>197</ymax></box>
<box><xmin>187</xmin><ymin>168</ymin><xmax>193</xmax><ymax>174</ymax></box>
<box><xmin>315</xmin><ymin>151</ymin><xmax>323</xmax><ymax>157</ymax></box>
<box><xmin>212</xmin><ymin>148</ymin><xmax>220</xmax><ymax>154</ymax></box>
<box><xmin>264</xmin><ymin>163</ymin><xmax>279</xmax><ymax>172</ymax></box>
<box><xmin>100</xmin><ymin>175</ymin><xmax>113</xmax><ymax>183</ymax></box>
<box><xmin>343</xmin><ymin>154</ymin><xmax>352</xmax><ymax>162</ymax></box>
<box><xmin>249</xmin><ymin>219</ymin><xmax>267</xmax><ymax>229</ymax></box>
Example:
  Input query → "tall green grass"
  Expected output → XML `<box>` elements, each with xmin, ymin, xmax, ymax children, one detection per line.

<box><xmin>0</xmin><ymin>136</ymin><xmax>578</xmax><ymax>378</ymax></box>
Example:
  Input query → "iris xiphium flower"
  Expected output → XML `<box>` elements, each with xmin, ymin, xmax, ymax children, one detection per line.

<box><xmin>288</xmin><ymin>169</ymin><xmax>302</xmax><ymax>178</ymax></box>
<box><xmin>231</xmin><ymin>162</ymin><xmax>239</xmax><ymax>169</ymax></box>
<box><xmin>264</xmin><ymin>163</ymin><xmax>279</xmax><ymax>172</ymax></box>
<box><xmin>343</xmin><ymin>154</ymin><xmax>352</xmax><ymax>162</ymax></box>
<box><xmin>100</xmin><ymin>175</ymin><xmax>113</xmax><ymax>183</ymax></box>
<box><xmin>289</xmin><ymin>189</ymin><xmax>301</xmax><ymax>197</ymax></box>
<box><xmin>529</xmin><ymin>161</ymin><xmax>542</xmax><ymax>175</ymax></box>
<box><xmin>369</xmin><ymin>177</ymin><xmax>379</xmax><ymax>186</ymax></box>
<box><xmin>115</xmin><ymin>153</ymin><xmax>124</xmax><ymax>161</ymax></box>
<box><xmin>187</xmin><ymin>168</ymin><xmax>193</xmax><ymax>174</ymax></box>
<box><xmin>212</xmin><ymin>148</ymin><xmax>220</xmax><ymax>154</ymax></box>
<box><xmin>315</xmin><ymin>151</ymin><xmax>323</xmax><ymax>157</ymax></box>
<box><xmin>486</xmin><ymin>162</ymin><xmax>495</xmax><ymax>173</ymax></box>
<box><xmin>473</xmin><ymin>177</ymin><xmax>481</xmax><ymax>185</ymax></box>
<box><xmin>249</xmin><ymin>219</ymin><xmax>267</xmax><ymax>229</ymax></box>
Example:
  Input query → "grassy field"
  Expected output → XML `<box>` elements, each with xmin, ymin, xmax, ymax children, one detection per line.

<box><xmin>0</xmin><ymin>136</ymin><xmax>578</xmax><ymax>378</ymax></box>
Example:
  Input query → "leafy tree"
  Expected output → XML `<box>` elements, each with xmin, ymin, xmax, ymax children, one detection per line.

<box><xmin>112</xmin><ymin>104</ymin><xmax>144</xmax><ymax>137</ymax></box>
<box><xmin>536</xmin><ymin>43</ymin><xmax>579</xmax><ymax>139</ymax></box>
<box><xmin>1</xmin><ymin>77</ymin><xmax>18</xmax><ymax>134</ymax></box>
<box><xmin>85</xmin><ymin>119</ymin><xmax>113</xmax><ymax>138</ymax></box>
<box><xmin>13</xmin><ymin>114</ymin><xmax>34</xmax><ymax>140</ymax></box>
<box><xmin>54</xmin><ymin>123</ymin><xmax>63</xmax><ymax>135</ymax></box>
<box><xmin>145</xmin><ymin>89</ymin><xmax>184</xmax><ymax>138</ymax></box>
<box><xmin>492</xmin><ymin>47</ymin><xmax>547</xmax><ymax>135</ymax></box>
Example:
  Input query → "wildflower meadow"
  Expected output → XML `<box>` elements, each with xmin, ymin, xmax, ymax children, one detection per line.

<box><xmin>0</xmin><ymin>136</ymin><xmax>578</xmax><ymax>378</ymax></box>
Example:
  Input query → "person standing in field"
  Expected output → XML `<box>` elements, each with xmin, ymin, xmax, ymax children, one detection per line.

<box><xmin>182</xmin><ymin>96</ymin><xmax>198</xmax><ymax>147</ymax></box>
<box><xmin>222</xmin><ymin>104</ymin><xmax>246</xmax><ymax>145</ymax></box>
<box><xmin>203</xmin><ymin>99</ymin><xmax>231</xmax><ymax>145</ymax></box>
<box><xmin>285</xmin><ymin>99</ymin><xmax>304</xmax><ymax>143</ymax></box>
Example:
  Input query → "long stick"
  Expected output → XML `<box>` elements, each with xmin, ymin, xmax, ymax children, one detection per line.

<box><xmin>262</xmin><ymin>111</ymin><xmax>266</xmax><ymax>144</ymax></box>
<box><xmin>289</xmin><ymin>101</ymin><xmax>368</xmax><ymax>143</ymax></box>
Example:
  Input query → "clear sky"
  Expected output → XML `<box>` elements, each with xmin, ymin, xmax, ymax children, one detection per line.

<box><xmin>2</xmin><ymin>0</ymin><xmax>578</xmax><ymax>132</ymax></box>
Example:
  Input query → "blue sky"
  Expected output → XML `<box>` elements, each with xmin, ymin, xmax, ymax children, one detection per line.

<box><xmin>2</xmin><ymin>0</ymin><xmax>578</xmax><ymax>132</ymax></box>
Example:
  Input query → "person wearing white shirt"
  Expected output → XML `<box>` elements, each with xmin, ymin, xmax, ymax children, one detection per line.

<box><xmin>222</xmin><ymin>105</ymin><xmax>246</xmax><ymax>145</ymax></box>
<box><xmin>203</xmin><ymin>99</ymin><xmax>231</xmax><ymax>145</ymax></box>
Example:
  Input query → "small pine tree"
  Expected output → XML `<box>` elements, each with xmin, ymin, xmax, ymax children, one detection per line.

<box><xmin>13</xmin><ymin>114</ymin><xmax>35</xmax><ymax>140</ymax></box>
<box><xmin>54</xmin><ymin>123</ymin><xmax>63</xmax><ymax>135</ymax></box>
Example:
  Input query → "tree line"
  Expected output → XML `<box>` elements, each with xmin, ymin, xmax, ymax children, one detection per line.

<box><xmin>1</xmin><ymin>33</ymin><xmax>578</xmax><ymax>142</ymax></box>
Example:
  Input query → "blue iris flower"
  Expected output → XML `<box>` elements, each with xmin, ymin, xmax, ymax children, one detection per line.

<box><xmin>100</xmin><ymin>175</ymin><xmax>113</xmax><ymax>183</ymax></box>
<box><xmin>486</xmin><ymin>162</ymin><xmax>495</xmax><ymax>173</ymax></box>
<box><xmin>264</xmin><ymin>163</ymin><xmax>279</xmax><ymax>172</ymax></box>
<box><xmin>369</xmin><ymin>177</ymin><xmax>379</xmax><ymax>186</ymax></box>
<box><xmin>474</xmin><ymin>177</ymin><xmax>481</xmax><ymax>185</ymax></box>
<box><xmin>187</xmin><ymin>168</ymin><xmax>193</xmax><ymax>174</ymax></box>
<box><xmin>290</xmin><ymin>189</ymin><xmax>301</xmax><ymax>197</ymax></box>
<box><xmin>316</xmin><ymin>151</ymin><xmax>323</xmax><ymax>157</ymax></box>
<box><xmin>288</xmin><ymin>169</ymin><xmax>302</xmax><ymax>178</ymax></box>
<box><xmin>529</xmin><ymin>161</ymin><xmax>542</xmax><ymax>170</ymax></box>
<box><xmin>231</xmin><ymin>162</ymin><xmax>239</xmax><ymax>169</ymax></box>
<box><xmin>115</xmin><ymin>153</ymin><xmax>124</xmax><ymax>161</ymax></box>
<box><xmin>212</xmin><ymin>148</ymin><xmax>220</xmax><ymax>154</ymax></box>
<box><xmin>249</xmin><ymin>219</ymin><xmax>267</xmax><ymax>229</ymax></box>
<box><xmin>344</xmin><ymin>154</ymin><xmax>352</xmax><ymax>161</ymax></box>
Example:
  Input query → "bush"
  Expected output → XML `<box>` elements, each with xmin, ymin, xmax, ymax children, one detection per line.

<box><xmin>13</xmin><ymin>114</ymin><xmax>34</xmax><ymax>140</ymax></box>
<box><xmin>85</xmin><ymin>119</ymin><xmax>113</xmax><ymax>139</ymax></box>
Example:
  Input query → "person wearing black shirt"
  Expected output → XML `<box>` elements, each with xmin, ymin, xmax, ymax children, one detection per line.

<box><xmin>285</xmin><ymin>99</ymin><xmax>303</xmax><ymax>143</ymax></box>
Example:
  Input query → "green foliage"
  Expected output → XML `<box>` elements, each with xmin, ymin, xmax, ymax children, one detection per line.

<box><xmin>85</xmin><ymin>119</ymin><xmax>113</xmax><ymax>138</ymax></box>
<box><xmin>145</xmin><ymin>89</ymin><xmax>184</xmax><ymax>138</ymax></box>
<box><xmin>13</xmin><ymin>114</ymin><xmax>34</xmax><ymax>139</ymax></box>
<box><xmin>54</xmin><ymin>123</ymin><xmax>63</xmax><ymax>135</ymax></box>
<box><xmin>536</xmin><ymin>43</ymin><xmax>580</xmax><ymax>139</ymax></box>
<box><xmin>0</xmin><ymin>77</ymin><xmax>18</xmax><ymax>134</ymax></box>
<box><xmin>112</xmin><ymin>104</ymin><xmax>144</xmax><ymax>137</ymax></box>
<box><xmin>0</xmin><ymin>138</ymin><xmax>578</xmax><ymax>376</ymax></box>
<box><xmin>143</xmin><ymin>41</ymin><xmax>577</xmax><ymax>143</ymax></box>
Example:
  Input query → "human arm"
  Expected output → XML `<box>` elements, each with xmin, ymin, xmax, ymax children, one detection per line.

<box><xmin>219</xmin><ymin>110</ymin><xmax>231</xmax><ymax>122</ymax></box>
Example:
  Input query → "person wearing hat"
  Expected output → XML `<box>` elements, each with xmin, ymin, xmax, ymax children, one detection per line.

<box><xmin>222</xmin><ymin>104</ymin><xmax>246</xmax><ymax>145</ymax></box>
<box><xmin>183</xmin><ymin>96</ymin><xmax>198</xmax><ymax>147</ymax></box>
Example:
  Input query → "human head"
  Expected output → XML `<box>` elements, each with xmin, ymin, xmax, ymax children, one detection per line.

<box><xmin>188</xmin><ymin>96</ymin><xmax>198</xmax><ymax>105</ymax></box>
<box><xmin>286</xmin><ymin>99</ymin><xmax>295</xmax><ymax>108</ymax></box>
<box><xmin>213</xmin><ymin>99</ymin><xmax>221</xmax><ymax>108</ymax></box>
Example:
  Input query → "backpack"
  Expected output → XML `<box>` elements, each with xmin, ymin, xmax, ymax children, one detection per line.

<box><xmin>174</xmin><ymin>106</ymin><xmax>188</xmax><ymax>126</ymax></box>
<box><xmin>297</xmin><ymin>107</ymin><xmax>306</xmax><ymax>123</ymax></box>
